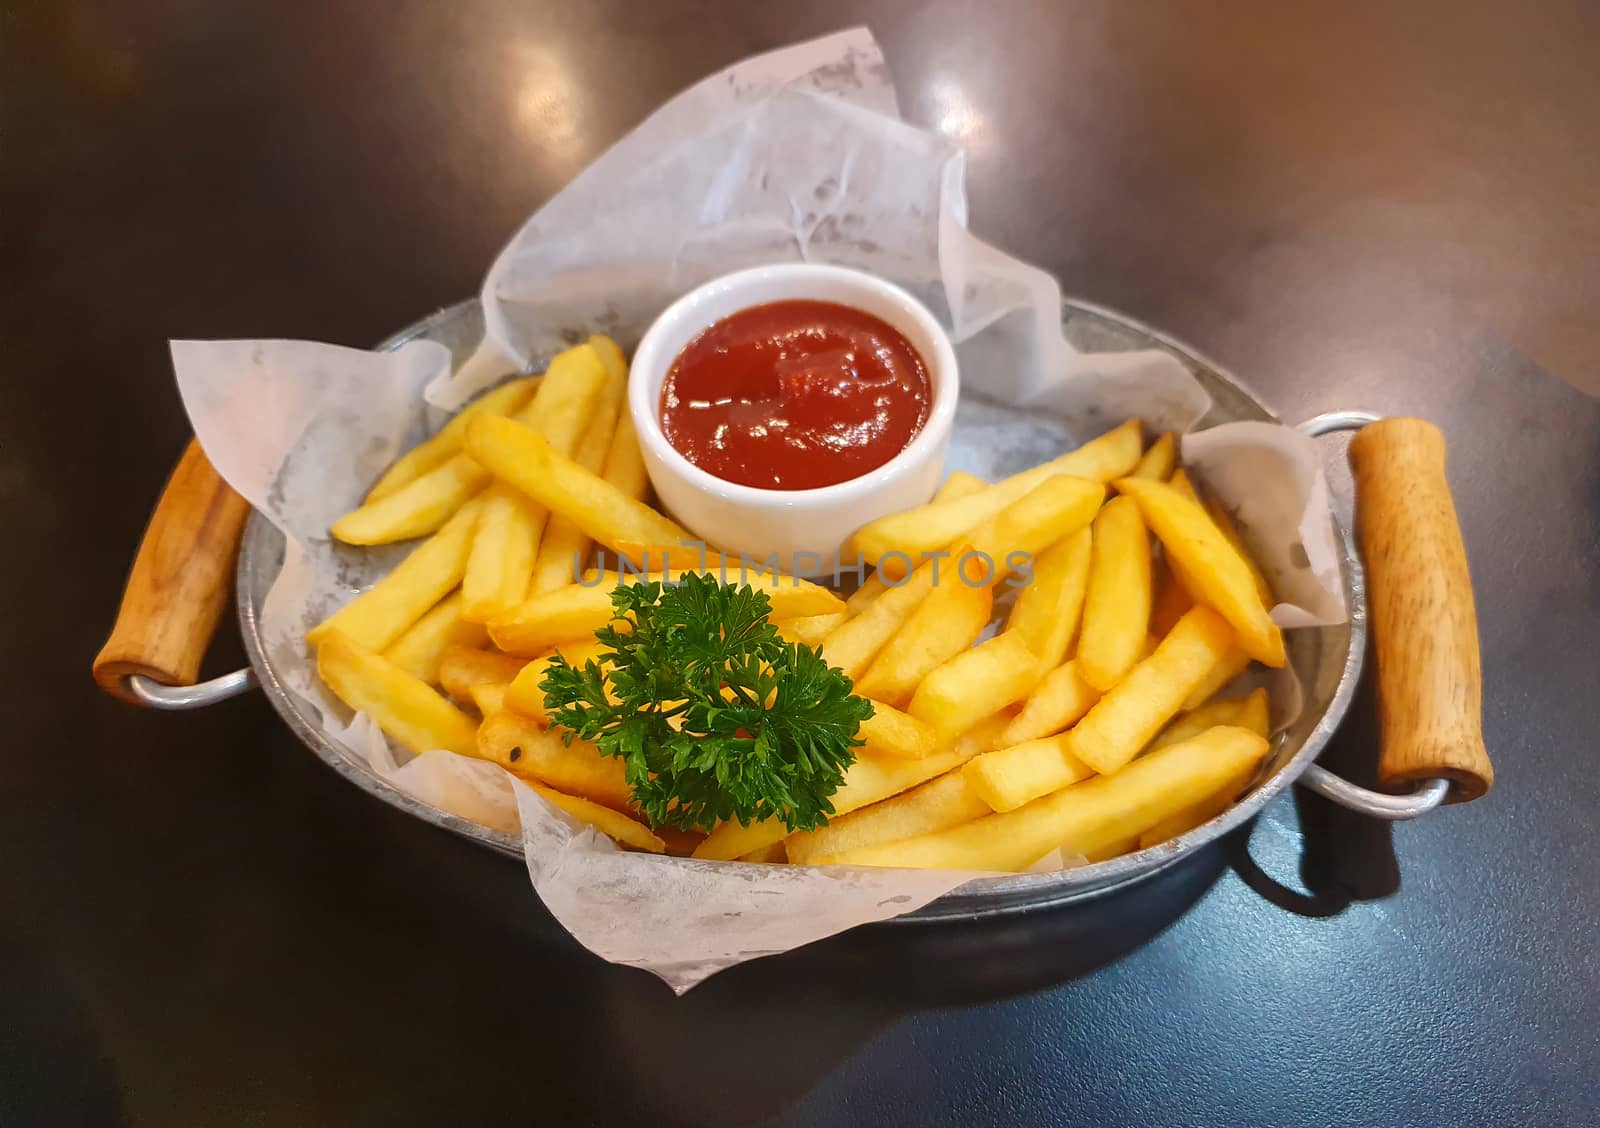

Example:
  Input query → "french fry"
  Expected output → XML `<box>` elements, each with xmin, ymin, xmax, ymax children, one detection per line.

<box><xmin>962</xmin><ymin>731</ymin><xmax>1097</xmax><ymax>812</ymax></box>
<box><xmin>601</xmin><ymin>410</ymin><xmax>651</xmax><ymax>503</ymax></box>
<box><xmin>1086</xmin><ymin>835</ymin><xmax>1139</xmax><ymax>863</ymax></box>
<box><xmin>655</xmin><ymin>827</ymin><xmax>708</xmax><ymax>857</ymax></box>
<box><xmin>1077</xmin><ymin>496</ymin><xmax>1153</xmax><ymax>691</ymax></box>
<box><xmin>469</xmin><ymin>682</ymin><xmax>508</xmax><ymax>716</ymax></box>
<box><xmin>309</xmin><ymin>498</ymin><xmax>485</xmax><ymax>652</ymax></box>
<box><xmin>1114</xmin><ymin>477</ymin><xmax>1285</xmax><ymax>667</ymax></box>
<box><xmin>737</xmin><ymin>842</ymin><xmax>788</xmax><ymax>864</ymax></box>
<box><xmin>332</xmin><ymin>452</ymin><xmax>490</xmax><ymax>546</ymax></box>
<box><xmin>474</xmin><ymin>710</ymin><xmax>632</xmax><ymax>810</ymax></box>
<box><xmin>848</xmin><ymin>419</ymin><xmax>1141</xmax><ymax>574</ymax></box>
<box><xmin>528</xmin><ymin>337</ymin><xmax>631</xmax><ymax>596</ymax></box>
<box><xmin>1005</xmin><ymin>525</ymin><xmax>1092</xmax><ymax>668</ymax></box>
<box><xmin>1181</xmin><ymin>645</ymin><xmax>1252</xmax><ymax>711</ymax></box>
<box><xmin>857</xmin><ymin>702</ymin><xmax>939</xmax><ymax>760</ymax></box>
<box><xmin>844</xmin><ymin>471</ymin><xmax>988</xmax><ymax>615</ymax></box>
<box><xmin>1167</xmin><ymin>467</ymin><xmax>1202</xmax><ymax>506</ymax></box>
<box><xmin>438</xmin><ymin>646</ymin><xmax>529</xmax><ymax>703</ymax></box>
<box><xmin>1068</xmin><ymin>605</ymin><xmax>1237</xmax><ymax>777</ymax></box>
<box><xmin>854</xmin><ymin>554</ymin><xmax>993</xmax><ymax>708</ymax></box>
<box><xmin>774</xmin><ymin>613</ymin><xmax>847</xmax><ymax>648</ymax></box>
<box><xmin>1204</xmin><ymin>498</ymin><xmax>1275</xmax><ymax>606</ymax></box>
<box><xmin>826</xmin><ymin>477</ymin><xmax>1102</xmax><ymax>679</ymax></box>
<box><xmin>503</xmin><ymin>638</ymin><xmax>611</xmax><ymax>723</ymax></box>
<box><xmin>784</xmin><ymin>770</ymin><xmax>990</xmax><ymax>865</ymax></box>
<box><xmin>908</xmin><ymin>631</ymin><xmax>1042</xmax><ymax>739</ymax></box>
<box><xmin>489</xmin><ymin>570</ymin><xmax>843</xmax><ymax>657</ymax></box>
<box><xmin>462</xmin><ymin>344</ymin><xmax>609</xmax><ymax>620</ymax></box>
<box><xmin>691</xmin><ymin>712</ymin><xmax>1012</xmax><ymax>861</ymax></box>
<box><xmin>1148</xmin><ymin>558</ymin><xmax>1194</xmax><ymax>638</ymax></box>
<box><xmin>315</xmin><ymin>631</ymin><xmax>478</xmax><ymax>757</ymax></box>
<box><xmin>526</xmin><ymin>783</ymin><xmax>664</xmax><ymax>853</ymax></box>
<box><xmin>381</xmin><ymin>591</ymin><xmax>489</xmax><ymax>683</ymax></box>
<box><xmin>815</xmin><ymin>725</ymin><xmax>1270</xmax><ymax>871</ymax></box>
<box><xmin>365</xmin><ymin>377</ymin><xmax>538</xmax><ymax>503</ymax></box>
<box><xmin>1000</xmin><ymin>659</ymin><xmax>1101</xmax><ymax>745</ymax></box>
<box><xmin>1137</xmin><ymin>756</ymin><xmax>1258</xmax><ymax>849</ymax></box>
<box><xmin>466</xmin><ymin>415</ymin><xmax>691</xmax><ymax>552</ymax></box>
<box><xmin>1130</xmin><ymin>432</ymin><xmax>1177</xmax><ymax>481</ymax></box>
<box><xmin>1147</xmin><ymin>686</ymin><xmax>1270</xmax><ymax>753</ymax></box>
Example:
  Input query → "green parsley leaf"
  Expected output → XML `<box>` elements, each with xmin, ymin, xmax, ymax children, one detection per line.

<box><xmin>539</xmin><ymin>572</ymin><xmax>872</xmax><ymax>833</ymax></box>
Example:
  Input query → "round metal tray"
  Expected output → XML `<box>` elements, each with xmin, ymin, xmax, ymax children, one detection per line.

<box><xmin>234</xmin><ymin>297</ymin><xmax>1379</xmax><ymax>920</ymax></box>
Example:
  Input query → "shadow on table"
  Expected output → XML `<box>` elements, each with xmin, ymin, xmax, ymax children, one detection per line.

<box><xmin>1226</xmin><ymin>659</ymin><xmax>1402</xmax><ymax>917</ymax></box>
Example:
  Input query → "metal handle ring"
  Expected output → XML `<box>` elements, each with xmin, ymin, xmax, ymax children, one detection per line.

<box><xmin>127</xmin><ymin>669</ymin><xmax>258</xmax><ymax>710</ymax></box>
<box><xmin>1292</xmin><ymin>409</ymin><xmax>1451</xmax><ymax>821</ymax></box>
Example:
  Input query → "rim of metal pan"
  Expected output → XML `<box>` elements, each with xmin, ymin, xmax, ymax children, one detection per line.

<box><xmin>235</xmin><ymin>296</ymin><xmax>1366</xmax><ymax>921</ymax></box>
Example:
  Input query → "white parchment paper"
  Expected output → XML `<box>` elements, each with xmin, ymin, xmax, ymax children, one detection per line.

<box><xmin>171</xmin><ymin>29</ymin><xmax>1345</xmax><ymax>992</ymax></box>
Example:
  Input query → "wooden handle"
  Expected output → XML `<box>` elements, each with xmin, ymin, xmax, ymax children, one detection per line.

<box><xmin>1348</xmin><ymin>418</ymin><xmax>1492</xmax><ymax>802</ymax></box>
<box><xmin>93</xmin><ymin>439</ymin><xmax>253</xmax><ymax>705</ymax></box>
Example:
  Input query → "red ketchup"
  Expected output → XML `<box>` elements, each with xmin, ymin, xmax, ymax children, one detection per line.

<box><xmin>659</xmin><ymin>299</ymin><xmax>932</xmax><ymax>491</ymax></box>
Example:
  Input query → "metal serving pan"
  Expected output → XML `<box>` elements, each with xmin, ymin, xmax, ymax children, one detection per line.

<box><xmin>94</xmin><ymin>297</ymin><xmax>1494</xmax><ymax>920</ymax></box>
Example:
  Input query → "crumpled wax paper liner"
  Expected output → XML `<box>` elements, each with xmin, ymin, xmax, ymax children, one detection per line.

<box><xmin>171</xmin><ymin>28</ymin><xmax>1346</xmax><ymax>992</ymax></box>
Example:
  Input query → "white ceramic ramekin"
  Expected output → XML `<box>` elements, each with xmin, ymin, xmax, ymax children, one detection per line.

<box><xmin>627</xmin><ymin>263</ymin><xmax>959</xmax><ymax>577</ymax></box>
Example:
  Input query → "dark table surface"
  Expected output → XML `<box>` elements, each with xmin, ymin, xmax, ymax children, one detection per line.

<box><xmin>5</xmin><ymin>2</ymin><xmax>1598</xmax><ymax>1124</ymax></box>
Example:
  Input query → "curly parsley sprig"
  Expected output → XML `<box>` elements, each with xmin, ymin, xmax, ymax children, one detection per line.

<box><xmin>539</xmin><ymin>573</ymin><xmax>873</xmax><ymax>833</ymax></box>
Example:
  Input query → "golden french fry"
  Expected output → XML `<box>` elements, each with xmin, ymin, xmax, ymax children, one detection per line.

<box><xmin>1148</xmin><ymin>686</ymin><xmax>1270</xmax><ymax>753</ymax></box>
<box><xmin>1114</xmin><ymin>477</ymin><xmax>1285</xmax><ymax>667</ymax></box>
<box><xmin>1068</xmin><ymin>605</ymin><xmax>1236</xmax><ymax>776</ymax></box>
<box><xmin>381</xmin><ymin>591</ymin><xmax>489</xmax><ymax>683</ymax></box>
<box><xmin>1137</xmin><ymin>756</ymin><xmax>1257</xmax><ymax>849</ymax></box>
<box><xmin>1086</xmin><ymin>835</ymin><xmax>1139</xmax><ymax>863</ymax></box>
<box><xmin>855</xmin><ymin>557</ymin><xmax>992</xmax><ymax>708</ymax></box>
<box><xmin>1130</xmin><ymin>432</ymin><xmax>1177</xmax><ymax>480</ymax></box>
<box><xmin>526</xmin><ymin>783</ymin><xmax>664</xmax><ymax>853</ymax></box>
<box><xmin>469</xmin><ymin>682</ymin><xmax>508</xmax><ymax>716</ymax></box>
<box><xmin>848</xmin><ymin>419</ymin><xmax>1141</xmax><ymax>573</ymax></box>
<box><xmin>438</xmin><ymin>646</ymin><xmax>529</xmax><ymax>703</ymax></box>
<box><xmin>962</xmin><ymin>731</ymin><xmax>1096</xmax><ymax>812</ymax></box>
<box><xmin>785</xmin><ymin>770</ymin><xmax>990</xmax><ymax>865</ymax></box>
<box><xmin>475</xmin><ymin>710</ymin><xmax>632</xmax><ymax>810</ymax></box>
<box><xmin>1000</xmin><ymin>659</ymin><xmax>1101</xmax><ymax>745</ymax></box>
<box><xmin>1077</xmin><ymin>496</ymin><xmax>1153</xmax><ymax>691</ymax></box>
<box><xmin>844</xmin><ymin>472</ymin><xmax>988</xmax><ymax>615</ymax></box>
<box><xmin>1148</xmin><ymin>558</ymin><xmax>1194</xmax><ymax>639</ymax></box>
<box><xmin>309</xmin><ymin>498</ymin><xmax>485</xmax><ymax>652</ymax></box>
<box><xmin>466</xmin><ymin>415</ymin><xmax>690</xmax><ymax>552</ymax></box>
<box><xmin>908</xmin><ymin>631</ymin><xmax>1042</xmax><ymax>740</ymax></box>
<box><xmin>528</xmin><ymin>338</ymin><xmax>630</xmax><ymax>595</ymax></box>
<box><xmin>1181</xmin><ymin>645</ymin><xmax>1252</xmax><ymax>711</ymax></box>
<box><xmin>315</xmin><ymin>631</ymin><xmax>477</xmax><ymax>757</ymax></box>
<box><xmin>462</xmin><ymin>345</ymin><xmax>609</xmax><ymax>620</ymax></box>
<box><xmin>332</xmin><ymin>452</ymin><xmax>489</xmax><ymax>546</ymax></box>
<box><xmin>857</xmin><ymin>702</ymin><xmax>939</xmax><ymax>760</ymax></box>
<box><xmin>1167</xmin><ymin>467</ymin><xmax>1202</xmax><ymax>505</ymax></box>
<box><xmin>1006</xmin><ymin>525</ymin><xmax>1092</xmax><ymax>668</ymax></box>
<box><xmin>601</xmin><ymin>409</ymin><xmax>650</xmax><ymax>503</ymax></box>
<box><xmin>365</xmin><ymin>377</ymin><xmax>538</xmax><ymax>504</ymax></box>
<box><xmin>774</xmin><ymin>613</ymin><xmax>847</xmax><ymax>648</ymax></box>
<box><xmin>737</xmin><ymin>841</ymin><xmax>788</xmax><ymax>864</ymax></box>
<box><xmin>1204</xmin><ymin>498</ymin><xmax>1274</xmax><ymax>606</ymax></box>
<box><xmin>489</xmin><ymin>570</ymin><xmax>842</xmax><ymax>657</ymax></box>
<box><xmin>829</xmin><ymin>476</ymin><xmax>1104</xmax><ymax>678</ymax></box>
<box><xmin>692</xmin><ymin>712</ymin><xmax>1012</xmax><ymax>861</ymax></box>
<box><xmin>817</xmin><ymin>725</ymin><xmax>1270</xmax><ymax>871</ymax></box>
<box><xmin>503</xmin><ymin>638</ymin><xmax>611</xmax><ymax>723</ymax></box>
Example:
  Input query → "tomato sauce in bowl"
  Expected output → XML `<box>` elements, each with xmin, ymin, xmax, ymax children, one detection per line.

<box><xmin>658</xmin><ymin>299</ymin><xmax>932</xmax><ymax>491</ymax></box>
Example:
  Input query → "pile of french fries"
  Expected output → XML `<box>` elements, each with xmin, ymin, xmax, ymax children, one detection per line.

<box><xmin>309</xmin><ymin>334</ymin><xmax>1286</xmax><ymax>872</ymax></box>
